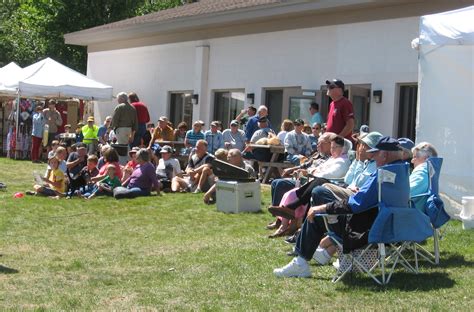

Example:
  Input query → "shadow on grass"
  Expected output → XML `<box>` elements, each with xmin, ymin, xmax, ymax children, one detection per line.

<box><xmin>338</xmin><ymin>271</ymin><xmax>455</xmax><ymax>291</ymax></box>
<box><xmin>436</xmin><ymin>253</ymin><xmax>474</xmax><ymax>268</ymax></box>
<box><xmin>0</xmin><ymin>264</ymin><xmax>19</xmax><ymax>274</ymax></box>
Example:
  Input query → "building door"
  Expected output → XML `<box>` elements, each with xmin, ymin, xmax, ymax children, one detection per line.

<box><xmin>348</xmin><ymin>85</ymin><xmax>370</xmax><ymax>131</ymax></box>
<box><xmin>397</xmin><ymin>85</ymin><xmax>417</xmax><ymax>141</ymax></box>
<box><xmin>264</xmin><ymin>89</ymin><xmax>283</xmax><ymax>130</ymax></box>
<box><xmin>169</xmin><ymin>92</ymin><xmax>193</xmax><ymax>127</ymax></box>
<box><xmin>213</xmin><ymin>91</ymin><xmax>245</xmax><ymax>128</ymax></box>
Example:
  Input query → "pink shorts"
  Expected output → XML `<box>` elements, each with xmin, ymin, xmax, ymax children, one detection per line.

<box><xmin>279</xmin><ymin>188</ymin><xmax>306</xmax><ymax>219</ymax></box>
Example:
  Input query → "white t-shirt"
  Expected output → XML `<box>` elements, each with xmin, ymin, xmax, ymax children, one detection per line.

<box><xmin>156</xmin><ymin>158</ymin><xmax>182</xmax><ymax>179</ymax></box>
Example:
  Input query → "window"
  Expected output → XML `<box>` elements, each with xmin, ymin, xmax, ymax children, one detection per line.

<box><xmin>169</xmin><ymin>93</ymin><xmax>193</xmax><ymax>127</ymax></box>
<box><xmin>289</xmin><ymin>97</ymin><xmax>314</xmax><ymax>124</ymax></box>
<box><xmin>213</xmin><ymin>91</ymin><xmax>245</xmax><ymax>127</ymax></box>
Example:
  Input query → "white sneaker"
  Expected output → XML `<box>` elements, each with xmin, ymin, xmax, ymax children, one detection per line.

<box><xmin>332</xmin><ymin>259</ymin><xmax>340</xmax><ymax>270</ymax></box>
<box><xmin>193</xmin><ymin>188</ymin><xmax>202</xmax><ymax>194</ymax></box>
<box><xmin>273</xmin><ymin>257</ymin><xmax>311</xmax><ymax>278</ymax></box>
<box><xmin>313</xmin><ymin>247</ymin><xmax>331</xmax><ymax>265</ymax></box>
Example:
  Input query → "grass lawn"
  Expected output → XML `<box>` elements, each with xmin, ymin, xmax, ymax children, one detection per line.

<box><xmin>0</xmin><ymin>157</ymin><xmax>473</xmax><ymax>310</ymax></box>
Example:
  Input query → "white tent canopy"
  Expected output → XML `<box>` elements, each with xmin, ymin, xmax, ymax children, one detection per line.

<box><xmin>0</xmin><ymin>62</ymin><xmax>23</xmax><ymax>96</ymax></box>
<box><xmin>415</xmin><ymin>5</ymin><xmax>474</xmax><ymax>213</ymax></box>
<box><xmin>419</xmin><ymin>6</ymin><xmax>474</xmax><ymax>45</ymax></box>
<box><xmin>4</xmin><ymin>57</ymin><xmax>113</xmax><ymax>101</ymax></box>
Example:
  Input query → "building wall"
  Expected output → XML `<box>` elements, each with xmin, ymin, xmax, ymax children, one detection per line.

<box><xmin>88</xmin><ymin>41</ymin><xmax>196</xmax><ymax>123</ymax></box>
<box><xmin>87</xmin><ymin>16</ymin><xmax>419</xmax><ymax>136</ymax></box>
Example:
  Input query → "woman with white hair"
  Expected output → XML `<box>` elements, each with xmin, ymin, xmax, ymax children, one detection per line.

<box><xmin>114</xmin><ymin>148</ymin><xmax>160</xmax><ymax>199</ymax></box>
<box><xmin>410</xmin><ymin>142</ymin><xmax>438</xmax><ymax>211</ymax></box>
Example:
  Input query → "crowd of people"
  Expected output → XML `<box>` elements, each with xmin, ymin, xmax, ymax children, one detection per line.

<box><xmin>26</xmin><ymin>79</ymin><xmax>440</xmax><ymax>279</ymax></box>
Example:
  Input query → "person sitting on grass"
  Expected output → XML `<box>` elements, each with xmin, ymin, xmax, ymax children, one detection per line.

<box><xmin>114</xmin><ymin>149</ymin><xmax>160</xmax><ymax>199</ymax></box>
<box><xmin>28</xmin><ymin>155</ymin><xmax>66</xmax><ymax>198</ymax></box>
<box><xmin>156</xmin><ymin>145</ymin><xmax>182</xmax><ymax>191</ymax></box>
<box><xmin>122</xmin><ymin>147</ymin><xmax>140</xmax><ymax>182</ymax></box>
<box><xmin>48</xmin><ymin>140</ymin><xmax>60</xmax><ymax>159</ymax></box>
<box><xmin>77</xmin><ymin>155</ymin><xmax>100</xmax><ymax>197</ymax></box>
<box><xmin>203</xmin><ymin>148</ymin><xmax>255</xmax><ymax>204</ymax></box>
<box><xmin>172</xmin><ymin>140</ymin><xmax>214</xmax><ymax>193</ymax></box>
<box><xmin>86</xmin><ymin>164</ymin><xmax>122</xmax><ymax>199</ymax></box>
<box><xmin>92</xmin><ymin>147</ymin><xmax>123</xmax><ymax>183</ymax></box>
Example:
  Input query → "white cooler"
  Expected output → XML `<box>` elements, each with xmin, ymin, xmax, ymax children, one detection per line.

<box><xmin>216</xmin><ymin>181</ymin><xmax>261</xmax><ymax>213</ymax></box>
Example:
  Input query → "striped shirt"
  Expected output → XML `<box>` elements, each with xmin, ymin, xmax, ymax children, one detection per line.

<box><xmin>185</xmin><ymin>130</ymin><xmax>205</xmax><ymax>147</ymax></box>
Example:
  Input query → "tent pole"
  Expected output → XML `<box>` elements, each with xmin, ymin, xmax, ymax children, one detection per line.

<box><xmin>15</xmin><ymin>92</ymin><xmax>20</xmax><ymax>160</ymax></box>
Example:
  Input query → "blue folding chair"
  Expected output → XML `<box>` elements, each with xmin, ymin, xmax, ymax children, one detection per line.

<box><xmin>410</xmin><ymin>157</ymin><xmax>449</xmax><ymax>266</ymax></box>
<box><xmin>320</xmin><ymin>163</ymin><xmax>433</xmax><ymax>284</ymax></box>
<box><xmin>368</xmin><ymin>163</ymin><xmax>434</xmax><ymax>284</ymax></box>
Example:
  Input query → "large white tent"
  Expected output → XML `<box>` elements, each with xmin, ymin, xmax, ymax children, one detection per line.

<box><xmin>3</xmin><ymin>57</ymin><xmax>113</xmax><ymax>101</ymax></box>
<box><xmin>0</xmin><ymin>62</ymin><xmax>23</xmax><ymax>96</ymax></box>
<box><xmin>414</xmin><ymin>5</ymin><xmax>474</xmax><ymax>213</ymax></box>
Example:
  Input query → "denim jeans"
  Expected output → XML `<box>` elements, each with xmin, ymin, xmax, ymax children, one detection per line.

<box><xmin>295</xmin><ymin>185</ymin><xmax>345</xmax><ymax>260</ymax></box>
<box><xmin>114</xmin><ymin>186</ymin><xmax>150</xmax><ymax>199</ymax></box>
<box><xmin>270</xmin><ymin>178</ymin><xmax>296</xmax><ymax>206</ymax></box>
<box><xmin>131</xmin><ymin>123</ymin><xmax>147</xmax><ymax>147</ymax></box>
<box><xmin>286</xmin><ymin>154</ymin><xmax>302</xmax><ymax>166</ymax></box>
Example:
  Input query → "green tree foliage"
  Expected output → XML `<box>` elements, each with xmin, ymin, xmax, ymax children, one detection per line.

<box><xmin>0</xmin><ymin>0</ymin><xmax>183</xmax><ymax>72</ymax></box>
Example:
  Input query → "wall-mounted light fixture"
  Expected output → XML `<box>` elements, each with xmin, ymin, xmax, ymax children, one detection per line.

<box><xmin>373</xmin><ymin>90</ymin><xmax>383</xmax><ymax>103</ymax></box>
<box><xmin>246</xmin><ymin>93</ymin><xmax>255</xmax><ymax>105</ymax></box>
<box><xmin>192</xmin><ymin>94</ymin><xmax>199</xmax><ymax>105</ymax></box>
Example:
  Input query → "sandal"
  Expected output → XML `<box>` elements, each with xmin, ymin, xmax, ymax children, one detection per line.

<box><xmin>268</xmin><ymin>225</ymin><xmax>290</xmax><ymax>238</ymax></box>
<box><xmin>266</xmin><ymin>218</ymin><xmax>281</xmax><ymax>230</ymax></box>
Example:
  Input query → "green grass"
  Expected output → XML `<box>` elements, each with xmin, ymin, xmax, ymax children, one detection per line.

<box><xmin>0</xmin><ymin>157</ymin><xmax>473</xmax><ymax>310</ymax></box>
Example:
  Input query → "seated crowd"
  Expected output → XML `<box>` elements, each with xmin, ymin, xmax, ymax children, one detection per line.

<box><xmin>27</xmin><ymin>90</ymin><xmax>440</xmax><ymax>279</ymax></box>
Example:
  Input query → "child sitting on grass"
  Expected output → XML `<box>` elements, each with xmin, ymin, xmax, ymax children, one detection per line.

<box><xmin>70</xmin><ymin>155</ymin><xmax>99</xmax><ymax>197</ymax></box>
<box><xmin>28</xmin><ymin>155</ymin><xmax>66</xmax><ymax>198</ymax></box>
<box><xmin>86</xmin><ymin>164</ymin><xmax>121</xmax><ymax>199</ymax></box>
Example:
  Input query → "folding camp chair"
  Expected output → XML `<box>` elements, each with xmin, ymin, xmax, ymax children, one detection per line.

<box><xmin>410</xmin><ymin>157</ymin><xmax>449</xmax><ymax>266</ymax></box>
<box><xmin>320</xmin><ymin>162</ymin><xmax>433</xmax><ymax>285</ymax></box>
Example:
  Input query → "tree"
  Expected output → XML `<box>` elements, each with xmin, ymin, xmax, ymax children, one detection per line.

<box><xmin>0</xmin><ymin>0</ymin><xmax>183</xmax><ymax>72</ymax></box>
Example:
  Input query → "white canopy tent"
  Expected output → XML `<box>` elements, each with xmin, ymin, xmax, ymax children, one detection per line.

<box><xmin>414</xmin><ymin>5</ymin><xmax>474</xmax><ymax>214</ymax></box>
<box><xmin>4</xmin><ymin>57</ymin><xmax>113</xmax><ymax>101</ymax></box>
<box><xmin>1</xmin><ymin>57</ymin><xmax>113</xmax><ymax>159</ymax></box>
<box><xmin>0</xmin><ymin>62</ymin><xmax>23</xmax><ymax>96</ymax></box>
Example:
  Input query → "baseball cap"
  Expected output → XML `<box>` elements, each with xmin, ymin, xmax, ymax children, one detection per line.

<box><xmin>359</xmin><ymin>131</ymin><xmax>383</xmax><ymax>149</ymax></box>
<box><xmin>87</xmin><ymin>116</ymin><xmax>95</xmax><ymax>122</ymax></box>
<box><xmin>160</xmin><ymin>145</ymin><xmax>173</xmax><ymax>154</ymax></box>
<box><xmin>398</xmin><ymin>137</ymin><xmax>415</xmax><ymax>150</ymax></box>
<box><xmin>325</xmin><ymin>79</ymin><xmax>345</xmax><ymax>90</ymax></box>
<box><xmin>129</xmin><ymin>146</ymin><xmax>140</xmax><ymax>154</ymax></box>
<box><xmin>367</xmin><ymin>136</ymin><xmax>401</xmax><ymax>153</ymax></box>
<box><xmin>230</xmin><ymin>120</ymin><xmax>239</xmax><ymax>126</ymax></box>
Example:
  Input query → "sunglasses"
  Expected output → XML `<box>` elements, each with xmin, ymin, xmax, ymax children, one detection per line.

<box><xmin>313</xmin><ymin>127</ymin><xmax>321</xmax><ymax>130</ymax></box>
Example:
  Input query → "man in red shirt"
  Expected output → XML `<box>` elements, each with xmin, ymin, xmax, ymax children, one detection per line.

<box><xmin>325</xmin><ymin>79</ymin><xmax>355</xmax><ymax>143</ymax></box>
<box><xmin>129</xmin><ymin>92</ymin><xmax>151</xmax><ymax>147</ymax></box>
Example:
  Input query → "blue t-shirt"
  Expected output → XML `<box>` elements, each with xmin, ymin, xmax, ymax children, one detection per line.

<box><xmin>185</xmin><ymin>130</ymin><xmax>205</xmax><ymax>147</ymax></box>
